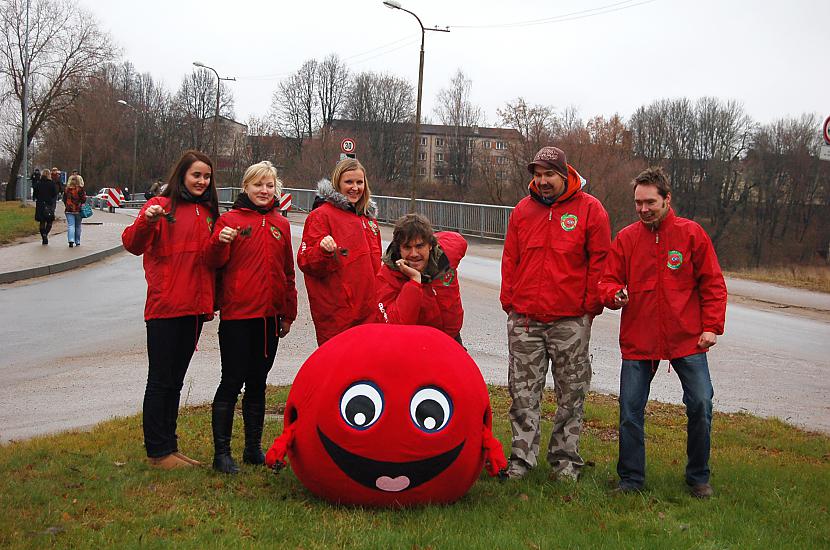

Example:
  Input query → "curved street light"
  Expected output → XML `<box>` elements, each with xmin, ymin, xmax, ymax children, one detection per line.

<box><xmin>382</xmin><ymin>1</ymin><xmax>449</xmax><ymax>212</ymax></box>
<box><xmin>192</xmin><ymin>61</ymin><xmax>236</xmax><ymax>164</ymax></box>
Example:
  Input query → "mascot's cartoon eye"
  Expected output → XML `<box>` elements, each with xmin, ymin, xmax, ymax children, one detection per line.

<box><xmin>410</xmin><ymin>387</ymin><xmax>452</xmax><ymax>432</ymax></box>
<box><xmin>340</xmin><ymin>382</ymin><xmax>383</xmax><ymax>430</ymax></box>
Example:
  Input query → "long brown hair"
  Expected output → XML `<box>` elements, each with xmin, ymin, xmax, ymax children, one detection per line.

<box><xmin>161</xmin><ymin>150</ymin><xmax>219</xmax><ymax>221</ymax></box>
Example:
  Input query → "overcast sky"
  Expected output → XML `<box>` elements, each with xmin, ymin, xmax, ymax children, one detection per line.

<box><xmin>79</xmin><ymin>0</ymin><xmax>829</xmax><ymax>129</ymax></box>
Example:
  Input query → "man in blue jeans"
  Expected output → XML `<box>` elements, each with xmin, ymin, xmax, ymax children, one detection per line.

<box><xmin>599</xmin><ymin>167</ymin><xmax>727</xmax><ymax>498</ymax></box>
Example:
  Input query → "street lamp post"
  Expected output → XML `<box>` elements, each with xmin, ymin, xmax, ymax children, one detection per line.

<box><xmin>192</xmin><ymin>61</ymin><xmax>236</xmax><ymax>165</ymax></box>
<box><xmin>382</xmin><ymin>0</ymin><xmax>449</xmax><ymax>212</ymax></box>
<box><xmin>20</xmin><ymin>0</ymin><xmax>31</xmax><ymax>205</ymax></box>
<box><xmin>117</xmin><ymin>100</ymin><xmax>138</xmax><ymax>192</ymax></box>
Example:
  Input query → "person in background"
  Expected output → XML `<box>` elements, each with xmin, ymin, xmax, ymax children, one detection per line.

<box><xmin>375</xmin><ymin>213</ymin><xmax>467</xmax><ymax>345</ymax></box>
<box><xmin>33</xmin><ymin>168</ymin><xmax>57</xmax><ymax>245</ymax></box>
<box><xmin>51</xmin><ymin>167</ymin><xmax>63</xmax><ymax>198</ymax></box>
<box><xmin>122</xmin><ymin>150</ymin><xmax>219</xmax><ymax>470</ymax></box>
<box><xmin>297</xmin><ymin>158</ymin><xmax>382</xmax><ymax>345</ymax></box>
<box><xmin>145</xmin><ymin>181</ymin><xmax>161</xmax><ymax>200</ymax></box>
<box><xmin>62</xmin><ymin>174</ymin><xmax>87</xmax><ymax>248</ymax></box>
<box><xmin>205</xmin><ymin>161</ymin><xmax>297</xmax><ymax>474</ymax></box>
<box><xmin>599</xmin><ymin>166</ymin><xmax>727</xmax><ymax>498</ymax></box>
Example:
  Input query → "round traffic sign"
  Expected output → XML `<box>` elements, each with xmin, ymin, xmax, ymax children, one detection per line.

<box><xmin>340</xmin><ymin>138</ymin><xmax>356</xmax><ymax>154</ymax></box>
<box><xmin>823</xmin><ymin>116</ymin><xmax>830</xmax><ymax>145</ymax></box>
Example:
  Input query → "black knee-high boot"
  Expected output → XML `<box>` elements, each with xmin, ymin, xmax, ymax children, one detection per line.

<box><xmin>241</xmin><ymin>397</ymin><xmax>266</xmax><ymax>465</ymax></box>
<box><xmin>212</xmin><ymin>401</ymin><xmax>239</xmax><ymax>474</ymax></box>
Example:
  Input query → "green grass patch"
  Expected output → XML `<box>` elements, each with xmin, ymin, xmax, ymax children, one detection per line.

<box><xmin>1</xmin><ymin>386</ymin><xmax>827</xmax><ymax>548</ymax></box>
<box><xmin>0</xmin><ymin>201</ymin><xmax>39</xmax><ymax>244</ymax></box>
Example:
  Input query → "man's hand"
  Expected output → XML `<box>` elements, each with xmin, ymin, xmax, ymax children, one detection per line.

<box><xmin>697</xmin><ymin>331</ymin><xmax>717</xmax><ymax>349</ymax></box>
<box><xmin>144</xmin><ymin>204</ymin><xmax>164</xmax><ymax>223</ymax></box>
<box><xmin>613</xmin><ymin>287</ymin><xmax>629</xmax><ymax>308</ymax></box>
<box><xmin>278</xmin><ymin>319</ymin><xmax>292</xmax><ymax>338</ymax></box>
<box><xmin>396</xmin><ymin>259</ymin><xmax>422</xmax><ymax>283</ymax></box>
<box><xmin>218</xmin><ymin>226</ymin><xmax>238</xmax><ymax>244</ymax></box>
<box><xmin>320</xmin><ymin>235</ymin><xmax>337</xmax><ymax>253</ymax></box>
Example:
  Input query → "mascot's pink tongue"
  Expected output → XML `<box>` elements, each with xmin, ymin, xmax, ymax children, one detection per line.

<box><xmin>375</xmin><ymin>476</ymin><xmax>411</xmax><ymax>492</ymax></box>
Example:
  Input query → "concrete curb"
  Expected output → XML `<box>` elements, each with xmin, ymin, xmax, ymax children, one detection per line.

<box><xmin>0</xmin><ymin>244</ymin><xmax>125</xmax><ymax>284</ymax></box>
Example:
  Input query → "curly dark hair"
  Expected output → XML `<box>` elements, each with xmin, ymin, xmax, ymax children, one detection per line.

<box><xmin>391</xmin><ymin>213</ymin><xmax>438</xmax><ymax>251</ymax></box>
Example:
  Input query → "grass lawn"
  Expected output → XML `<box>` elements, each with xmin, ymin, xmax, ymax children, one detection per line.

<box><xmin>0</xmin><ymin>201</ymin><xmax>39</xmax><ymax>244</ymax></box>
<box><xmin>1</xmin><ymin>386</ymin><xmax>827</xmax><ymax>549</ymax></box>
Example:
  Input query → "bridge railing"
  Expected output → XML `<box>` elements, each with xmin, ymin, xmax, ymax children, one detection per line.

<box><xmin>123</xmin><ymin>187</ymin><xmax>516</xmax><ymax>241</ymax></box>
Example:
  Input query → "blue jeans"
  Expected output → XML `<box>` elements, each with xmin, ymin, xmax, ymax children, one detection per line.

<box><xmin>66</xmin><ymin>212</ymin><xmax>82</xmax><ymax>244</ymax></box>
<box><xmin>617</xmin><ymin>353</ymin><xmax>713</xmax><ymax>488</ymax></box>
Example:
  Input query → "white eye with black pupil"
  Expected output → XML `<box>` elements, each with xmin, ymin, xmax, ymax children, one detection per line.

<box><xmin>410</xmin><ymin>387</ymin><xmax>452</xmax><ymax>432</ymax></box>
<box><xmin>340</xmin><ymin>382</ymin><xmax>383</xmax><ymax>430</ymax></box>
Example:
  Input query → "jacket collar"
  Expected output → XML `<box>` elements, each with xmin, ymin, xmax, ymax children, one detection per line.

<box><xmin>313</xmin><ymin>179</ymin><xmax>378</xmax><ymax>218</ymax></box>
<box><xmin>527</xmin><ymin>164</ymin><xmax>586</xmax><ymax>206</ymax></box>
<box><xmin>382</xmin><ymin>240</ymin><xmax>450</xmax><ymax>283</ymax></box>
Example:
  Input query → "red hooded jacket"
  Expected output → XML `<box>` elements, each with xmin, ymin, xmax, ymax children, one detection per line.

<box><xmin>375</xmin><ymin>231</ymin><xmax>467</xmax><ymax>339</ymax></box>
<box><xmin>297</xmin><ymin>180</ymin><xmax>382</xmax><ymax>345</ymax></box>
<box><xmin>122</xmin><ymin>197</ymin><xmax>216</xmax><ymax>321</ymax></box>
<box><xmin>500</xmin><ymin>166</ymin><xmax>611</xmax><ymax>321</ymax></box>
<box><xmin>599</xmin><ymin>208</ymin><xmax>727</xmax><ymax>360</ymax></box>
<box><xmin>206</xmin><ymin>204</ymin><xmax>298</xmax><ymax>323</ymax></box>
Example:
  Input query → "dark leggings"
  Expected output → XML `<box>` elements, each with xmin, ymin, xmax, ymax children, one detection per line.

<box><xmin>39</xmin><ymin>220</ymin><xmax>53</xmax><ymax>237</ymax></box>
<box><xmin>214</xmin><ymin>317</ymin><xmax>279</xmax><ymax>406</ymax></box>
<box><xmin>143</xmin><ymin>316</ymin><xmax>203</xmax><ymax>458</ymax></box>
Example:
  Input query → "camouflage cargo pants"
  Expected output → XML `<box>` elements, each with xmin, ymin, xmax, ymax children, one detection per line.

<box><xmin>507</xmin><ymin>312</ymin><xmax>593</xmax><ymax>476</ymax></box>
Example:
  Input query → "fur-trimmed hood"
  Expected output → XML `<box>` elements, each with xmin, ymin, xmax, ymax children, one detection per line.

<box><xmin>312</xmin><ymin>179</ymin><xmax>378</xmax><ymax>218</ymax></box>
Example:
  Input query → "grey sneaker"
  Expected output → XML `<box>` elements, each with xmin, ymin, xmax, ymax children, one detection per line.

<box><xmin>550</xmin><ymin>468</ymin><xmax>580</xmax><ymax>482</ymax></box>
<box><xmin>690</xmin><ymin>483</ymin><xmax>714</xmax><ymax>499</ymax></box>
<box><xmin>506</xmin><ymin>460</ymin><xmax>529</xmax><ymax>480</ymax></box>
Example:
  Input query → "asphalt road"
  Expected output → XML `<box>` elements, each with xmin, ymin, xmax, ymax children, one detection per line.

<box><xmin>1</xmin><ymin>222</ymin><xmax>829</xmax><ymax>442</ymax></box>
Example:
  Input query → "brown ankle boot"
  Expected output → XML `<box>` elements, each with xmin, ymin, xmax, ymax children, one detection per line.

<box><xmin>147</xmin><ymin>453</ymin><xmax>190</xmax><ymax>470</ymax></box>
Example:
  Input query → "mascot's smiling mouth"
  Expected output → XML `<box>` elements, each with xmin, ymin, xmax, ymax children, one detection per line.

<box><xmin>317</xmin><ymin>428</ymin><xmax>464</xmax><ymax>492</ymax></box>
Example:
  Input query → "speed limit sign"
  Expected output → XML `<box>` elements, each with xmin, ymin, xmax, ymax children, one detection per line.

<box><xmin>823</xmin><ymin>116</ymin><xmax>830</xmax><ymax>145</ymax></box>
<box><xmin>341</xmin><ymin>138</ymin><xmax>356</xmax><ymax>154</ymax></box>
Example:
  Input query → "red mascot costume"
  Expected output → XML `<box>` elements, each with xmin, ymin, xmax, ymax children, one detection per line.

<box><xmin>265</xmin><ymin>324</ymin><xmax>507</xmax><ymax>507</ymax></box>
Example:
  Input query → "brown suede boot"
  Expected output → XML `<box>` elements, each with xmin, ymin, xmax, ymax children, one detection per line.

<box><xmin>172</xmin><ymin>452</ymin><xmax>202</xmax><ymax>466</ymax></box>
<box><xmin>147</xmin><ymin>453</ymin><xmax>191</xmax><ymax>470</ymax></box>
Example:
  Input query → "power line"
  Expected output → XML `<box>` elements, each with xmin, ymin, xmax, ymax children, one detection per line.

<box><xmin>448</xmin><ymin>0</ymin><xmax>657</xmax><ymax>29</ymax></box>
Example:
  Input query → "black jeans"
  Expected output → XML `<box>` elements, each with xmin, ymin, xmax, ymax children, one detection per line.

<box><xmin>215</xmin><ymin>318</ymin><xmax>279</xmax><ymax>406</ymax></box>
<box><xmin>143</xmin><ymin>316</ymin><xmax>204</xmax><ymax>458</ymax></box>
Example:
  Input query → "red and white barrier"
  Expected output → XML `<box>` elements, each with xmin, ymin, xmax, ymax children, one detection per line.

<box><xmin>279</xmin><ymin>193</ymin><xmax>292</xmax><ymax>212</ymax></box>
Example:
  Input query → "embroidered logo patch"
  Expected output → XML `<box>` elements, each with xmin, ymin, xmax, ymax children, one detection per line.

<box><xmin>270</xmin><ymin>226</ymin><xmax>282</xmax><ymax>240</ymax></box>
<box><xmin>206</xmin><ymin>217</ymin><xmax>214</xmax><ymax>231</ymax></box>
<box><xmin>560</xmin><ymin>214</ymin><xmax>578</xmax><ymax>232</ymax></box>
<box><xmin>667</xmin><ymin>250</ymin><xmax>684</xmax><ymax>270</ymax></box>
<box><xmin>367</xmin><ymin>219</ymin><xmax>379</xmax><ymax>236</ymax></box>
<box><xmin>442</xmin><ymin>269</ymin><xmax>456</xmax><ymax>287</ymax></box>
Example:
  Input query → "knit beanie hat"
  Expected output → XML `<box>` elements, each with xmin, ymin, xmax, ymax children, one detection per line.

<box><xmin>527</xmin><ymin>146</ymin><xmax>567</xmax><ymax>178</ymax></box>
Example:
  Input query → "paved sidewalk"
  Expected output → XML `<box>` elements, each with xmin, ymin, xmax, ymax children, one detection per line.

<box><xmin>0</xmin><ymin>202</ymin><xmax>136</xmax><ymax>284</ymax></box>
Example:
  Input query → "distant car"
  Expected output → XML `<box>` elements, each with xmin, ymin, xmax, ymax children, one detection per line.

<box><xmin>95</xmin><ymin>187</ymin><xmax>126</xmax><ymax>206</ymax></box>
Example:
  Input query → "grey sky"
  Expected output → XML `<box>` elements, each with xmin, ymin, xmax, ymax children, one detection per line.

<box><xmin>80</xmin><ymin>0</ymin><xmax>829</xmax><ymax>128</ymax></box>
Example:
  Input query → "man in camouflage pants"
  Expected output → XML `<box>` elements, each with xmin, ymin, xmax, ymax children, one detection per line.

<box><xmin>500</xmin><ymin>146</ymin><xmax>610</xmax><ymax>480</ymax></box>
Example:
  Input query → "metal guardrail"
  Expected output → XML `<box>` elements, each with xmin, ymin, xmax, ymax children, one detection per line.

<box><xmin>121</xmin><ymin>187</ymin><xmax>516</xmax><ymax>241</ymax></box>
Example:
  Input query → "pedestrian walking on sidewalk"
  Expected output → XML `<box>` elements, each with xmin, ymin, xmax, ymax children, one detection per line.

<box><xmin>63</xmin><ymin>174</ymin><xmax>87</xmax><ymax>248</ymax></box>
<box><xmin>122</xmin><ymin>150</ymin><xmax>219</xmax><ymax>470</ymax></box>
<box><xmin>33</xmin><ymin>168</ymin><xmax>58</xmax><ymax>245</ymax></box>
<box><xmin>297</xmin><ymin>158</ymin><xmax>382</xmax><ymax>345</ymax></box>
<box><xmin>205</xmin><ymin>161</ymin><xmax>297</xmax><ymax>474</ymax></box>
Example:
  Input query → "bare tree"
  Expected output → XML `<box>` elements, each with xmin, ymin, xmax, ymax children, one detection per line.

<box><xmin>433</xmin><ymin>69</ymin><xmax>482</xmax><ymax>187</ymax></box>
<box><xmin>173</xmin><ymin>69</ymin><xmax>234</xmax><ymax>152</ymax></box>
<box><xmin>1</xmin><ymin>0</ymin><xmax>116</xmax><ymax>199</ymax></box>
<box><xmin>316</xmin><ymin>54</ymin><xmax>349</xmax><ymax>127</ymax></box>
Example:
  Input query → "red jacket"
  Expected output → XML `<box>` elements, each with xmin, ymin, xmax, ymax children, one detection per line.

<box><xmin>206</xmin><ymin>205</ymin><xmax>298</xmax><ymax>322</ymax></box>
<box><xmin>599</xmin><ymin>208</ymin><xmax>727</xmax><ymax>360</ymax></box>
<box><xmin>500</xmin><ymin>166</ymin><xmax>611</xmax><ymax>321</ymax></box>
<box><xmin>376</xmin><ymin>232</ymin><xmax>467</xmax><ymax>338</ymax></box>
<box><xmin>122</xmin><ymin>197</ymin><xmax>216</xmax><ymax>321</ymax></box>
<box><xmin>297</xmin><ymin>181</ymin><xmax>382</xmax><ymax>345</ymax></box>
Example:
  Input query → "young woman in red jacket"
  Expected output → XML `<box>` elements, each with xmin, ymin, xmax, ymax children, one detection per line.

<box><xmin>205</xmin><ymin>161</ymin><xmax>297</xmax><ymax>474</ymax></box>
<box><xmin>297</xmin><ymin>158</ymin><xmax>382</xmax><ymax>345</ymax></box>
<box><xmin>122</xmin><ymin>150</ymin><xmax>219</xmax><ymax>470</ymax></box>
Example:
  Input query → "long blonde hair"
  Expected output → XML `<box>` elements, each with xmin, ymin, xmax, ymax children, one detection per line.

<box><xmin>331</xmin><ymin>158</ymin><xmax>371</xmax><ymax>215</ymax></box>
<box><xmin>66</xmin><ymin>174</ymin><xmax>85</xmax><ymax>189</ymax></box>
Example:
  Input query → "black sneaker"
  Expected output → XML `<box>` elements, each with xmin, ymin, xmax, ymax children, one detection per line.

<box><xmin>69</xmin><ymin>242</ymin><xmax>74</xmax><ymax>248</ymax></box>
<box><xmin>611</xmin><ymin>481</ymin><xmax>643</xmax><ymax>495</ymax></box>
